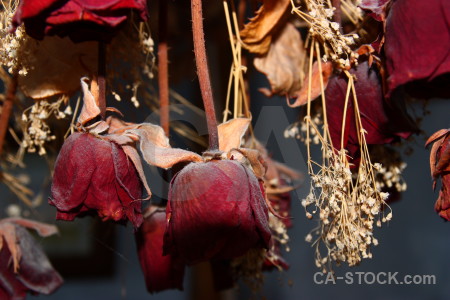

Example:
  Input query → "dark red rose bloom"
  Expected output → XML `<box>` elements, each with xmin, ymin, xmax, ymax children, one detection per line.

<box><xmin>426</xmin><ymin>129</ymin><xmax>450</xmax><ymax>221</ymax></box>
<box><xmin>0</xmin><ymin>222</ymin><xmax>63</xmax><ymax>300</ymax></box>
<box><xmin>12</xmin><ymin>0</ymin><xmax>148</xmax><ymax>42</ymax></box>
<box><xmin>384</xmin><ymin>0</ymin><xmax>450</xmax><ymax>97</ymax></box>
<box><xmin>49</xmin><ymin>132</ymin><xmax>144</xmax><ymax>227</ymax></box>
<box><xmin>135</xmin><ymin>207</ymin><xmax>185</xmax><ymax>293</ymax></box>
<box><xmin>163</xmin><ymin>160</ymin><xmax>271</xmax><ymax>265</ymax></box>
<box><xmin>325</xmin><ymin>61</ymin><xmax>417</xmax><ymax>159</ymax></box>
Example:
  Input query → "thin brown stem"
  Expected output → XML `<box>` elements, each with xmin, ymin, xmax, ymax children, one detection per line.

<box><xmin>158</xmin><ymin>0</ymin><xmax>170</xmax><ymax>136</ymax></box>
<box><xmin>0</xmin><ymin>75</ymin><xmax>17</xmax><ymax>157</ymax></box>
<box><xmin>191</xmin><ymin>0</ymin><xmax>219</xmax><ymax>150</ymax></box>
<box><xmin>98</xmin><ymin>41</ymin><xmax>107</xmax><ymax>119</ymax></box>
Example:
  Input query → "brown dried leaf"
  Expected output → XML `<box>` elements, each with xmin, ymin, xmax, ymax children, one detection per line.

<box><xmin>425</xmin><ymin>129</ymin><xmax>449</xmax><ymax>147</ymax></box>
<box><xmin>254</xmin><ymin>23</ymin><xmax>305</xmax><ymax>97</ymax></box>
<box><xmin>288</xmin><ymin>61</ymin><xmax>333</xmax><ymax>107</ymax></box>
<box><xmin>18</xmin><ymin>36</ymin><xmax>97</xmax><ymax>99</ymax></box>
<box><xmin>218</xmin><ymin>118</ymin><xmax>251</xmax><ymax>152</ymax></box>
<box><xmin>78</xmin><ymin>78</ymin><xmax>101</xmax><ymax>125</ymax></box>
<box><xmin>426</xmin><ymin>129</ymin><xmax>450</xmax><ymax>179</ymax></box>
<box><xmin>122</xmin><ymin>145</ymin><xmax>152</xmax><ymax>200</ymax></box>
<box><xmin>240</xmin><ymin>0</ymin><xmax>290</xmax><ymax>55</ymax></box>
<box><xmin>6</xmin><ymin>218</ymin><xmax>58</xmax><ymax>237</ymax></box>
<box><xmin>227</xmin><ymin>148</ymin><xmax>267</xmax><ymax>179</ymax></box>
<box><xmin>125</xmin><ymin>124</ymin><xmax>202</xmax><ymax>169</ymax></box>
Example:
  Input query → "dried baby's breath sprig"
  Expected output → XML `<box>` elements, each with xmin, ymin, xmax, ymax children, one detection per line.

<box><xmin>297</xmin><ymin>40</ymin><xmax>391</xmax><ymax>272</ymax></box>
<box><xmin>0</xmin><ymin>0</ymin><xmax>31</xmax><ymax>75</ymax></box>
<box><xmin>21</xmin><ymin>96</ymin><xmax>71</xmax><ymax>156</ymax></box>
<box><xmin>284</xmin><ymin>112</ymin><xmax>323</xmax><ymax>145</ymax></box>
<box><xmin>290</xmin><ymin>0</ymin><xmax>359</xmax><ymax>68</ymax></box>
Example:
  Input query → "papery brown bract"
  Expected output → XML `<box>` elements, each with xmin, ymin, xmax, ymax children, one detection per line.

<box><xmin>325</xmin><ymin>61</ymin><xmax>416</xmax><ymax>159</ymax></box>
<box><xmin>426</xmin><ymin>129</ymin><xmax>450</xmax><ymax>221</ymax></box>
<box><xmin>384</xmin><ymin>0</ymin><xmax>450</xmax><ymax>97</ymax></box>
<box><xmin>49</xmin><ymin>132</ymin><xmax>143</xmax><ymax>227</ymax></box>
<box><xmin>240</xmin><ymin>0</ymin><xmax>290</xmax><ymax>54</ymax></box>
<box><xmin>254</xmin><ymin>23</ymin><xmax>304</xmax><ymax>97</ymax></box>
<box><xmin>12</xmin><ymin>0</ymin><xmax>148</xmax><ymax>42</ymax></box>
<box><xmin>135</xmin><ymin>207</ymin><xmax>185</xmax><ymax>293</ymax></box>
<box><xmin>0</xmin><ymin>225</ymin><xmax>62</xmax><ymax>300</ymax></box>
<box><xmin>163</xmin><ymin>160</ymin><xmax>271</xmax><ymax>265</ymax></box>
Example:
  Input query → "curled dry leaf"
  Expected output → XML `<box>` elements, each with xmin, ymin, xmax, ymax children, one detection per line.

<box><xmin>77</xmin><ymin>77</ymin><xmax>101</xmax><ymax>126</ymax></box>
<box><xmin>217</xmin><ymin>118</ymin><xmax>251</xmax><ymax>152</ymax></box>
<box><xmin>287</xmin><ymin>60</ymin><xmax>333</xmax><ymax>107</ymax></box>
<box><xmin>254</xmin><ymin>23</ymin><xmax>305</xmax><ymax>97</ymax></box>
<box><xmin>384</xmin><ymin>0</ymin><xmax>450</xmax><ymax>97</ymax></box>
<box><xmin>426</xmin><ymin>129</ymin><xmax>450</xmax><ymax>221</ymax></box>
<box><xmin>125</xmin><ymin>124</ymin><xmax>203</xmax><ymax>169</ymax></box>
<box><xmin>0</xmin><ymin>218</ymin><xmax>62</xmax><ymax>300</ymax></box>
<box><xmin>18</xmin><ymin>37</ymin><xmax>97</xmax><ymax>99</ymax></box>
<box><xmin>240</xmin><ymin>0</ymin><xmax>290</xmax><ymax>55</ymax></box>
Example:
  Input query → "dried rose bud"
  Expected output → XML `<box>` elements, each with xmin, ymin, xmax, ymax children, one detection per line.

<box><xmin>12</xmin><ymin>0</ymin><xmax>148</xmax><ymax>42</ymax></box>
<box><xmin>135</xmin><ymin>207</ymin><xmax>185</xmax><ymax>293</ymax></box>
<box><xmin>163</xmin><ymin>160</ymin><xmax>271</xmax><ymax>265</ymax></box>
<box><xmin>49</xmin><ymin>132</ymin><xmax>144</xmax><ymax>227</ymax></box>
<box><xmin>0</xmin><ymin>219</ymin><xmax>63</xmax><ymax>300</ymax></box>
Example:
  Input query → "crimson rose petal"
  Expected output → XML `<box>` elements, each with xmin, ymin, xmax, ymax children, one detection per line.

<box><xmin>163</xmin><ymin>160</ymin><xmax>271</xmax><ymax>265</ymax></box>
<box><xmin>135</xmin><ymin>208</ymin><xmax>185</xmax><ymax>293</ymax></box>
<box><xmin>384</xmin><ymin>0</ymin><xmax>450</xmax><ymax>97</ymax></box>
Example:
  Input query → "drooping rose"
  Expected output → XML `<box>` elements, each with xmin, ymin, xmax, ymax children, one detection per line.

<box><xmin>135</xmin><ymin>206</ymin><xmax>185</xmax><ymax>293</ymax></box>
<box><xmin>49</xmin><ymin>132</ymin><xmax>144</xmax><ymax>227</ymax></box>
<box><xmin>383</xmin><ymin>0</ymin><xmax>450</xmax><ymax>98</ymax></box>
<box><xmin>325</xmin><ymin>61</ymin><xmax>417</xmax><ymax>159</ymax></box>
<box><xmin>0</xmin><ymin>218</ymin><xmax>63</xmax><ymax>300</ymax></box>
<box><xmin>48</xmin><ymin>78</ymin><xmax>154</xmax><ymax>228</ymax></box>
<box><xmin>426</xmin><ymin>129</ymin><xmax>450</xmax><ymax>221</ymax></box>
<box><xmin>12</xmin><ymin>0</ymin><xmax>148</xmax><ymax>42</ymax></box>
<box><xmin>163</xmin><ymin>159</ymin><xmax>271</xmax><ymax>265</ymax></box>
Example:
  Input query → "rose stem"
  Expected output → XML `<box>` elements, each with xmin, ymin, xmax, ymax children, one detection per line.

<box><xmin>332</xmin><ymin>0</ymin><xmax>342</xmax><ymax>26</ymax></box>
<box><xmin>191</xmin><ymin>0</ymin><xmax>219</xmax><ymax>150</ymax></box>
<box><xmin>158</xmin><ymin>0</ymin><xmax>170</xmax><ymax>136</ymax></box>
<box><xmin>98</xmin><ymin>41</ymin><xmax>107</xmax><ymax>119</ymax></box>
<box><xmin>0</xmin><ymin>75</ymin><xmax>17</xmax><ymax>157</ymax></box>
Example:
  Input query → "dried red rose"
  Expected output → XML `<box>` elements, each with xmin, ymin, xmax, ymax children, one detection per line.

<box><xmin>383</xmin><ymin>0</ymin><xmax>450</xmax><ymax>97</ymax></box>
<box><xmin>49</xmin><ymin>132</ymin><xmax>144</xmax><ymax>227</ymax></box>
<box><xmin>12</xmin><ymin>0</ymin><xmax>148</xmax><ymax>42</ymax></box>
<box><xmin>325</xmin><ymin>61</ymin><xmax>416</xmax><ymax>159</ymax></box>
<box><xmin>163</xmin><ymin>159</ymin><xmax>271</xmax><ymax>265</ymax></box>
<box><xmin>135</xmin><ymin>207</ymin><xmax>185</xmax><ymax>293</ymax></box>
<box><xmin>0</xmin><ymin>218</ymin><xmax>63</xmax><ymax>300</ymax></box>
<box><xmin>426</xmin><ymin>129</ymin><xmax>450</xmax><ymax>221</ymax></box>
